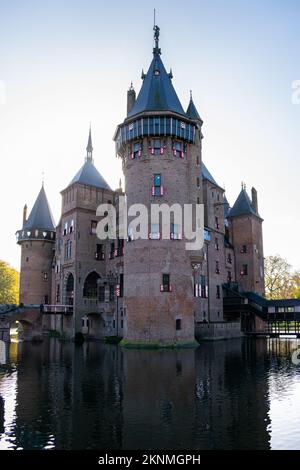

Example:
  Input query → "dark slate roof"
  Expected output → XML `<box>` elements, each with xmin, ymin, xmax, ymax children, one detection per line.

<box><xmin>268</xmin><ymin>298</ymin><xmax>300</xmax><ymax>307</ymax></box>
<box><xmin>186</xmin><ymin>97</ymin><xmax>201</xmax><ymax>121</ymax></box>
<box><xmin>245</xmin><ymin>291</ymin><xmax>269</xmax><ymax>307</ymax></box>
<box><xmin>69</xmin><ymin>160</ymin><xmax>111</xmax><ymax>190</ymax></box>
<box><xmin>228</xmin><ymin>188</ymin><xmax>261</xmax><ymax>219</ymax></box>
<box><xmin>24</xmin><ymin>186</ymin><xmax>55</xmax><ymax>231</ymax></box>
<box><xmin>202</xmin><ymin>162</ymin><xmax>218</xmax><ymax>186</ymax></box>
<box><xmin>224</xmin><ymin>195</ymin><xmax>230</xmax><ymax>219</ymax></box>
<box><xmin>127</xmin><ymin>52</ymin><xmax>185</xmax><ymax>117</ymax></box>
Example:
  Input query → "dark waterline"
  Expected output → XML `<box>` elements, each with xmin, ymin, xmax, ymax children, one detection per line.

<box><xmin>0</xmin><ymin>337</ymin><xmax>300</xmax><ymax>450</ymax></box>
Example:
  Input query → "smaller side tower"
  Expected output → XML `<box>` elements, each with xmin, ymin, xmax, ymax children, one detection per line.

<box><xmin>227</xmin><ymin>184</ymin><xmax>264</xmax><ymax>295</ymax></box>
<box><xmin>16</xmin><ymin>185</ymin><xmax>56</xmax><ymax>304</ymax></box>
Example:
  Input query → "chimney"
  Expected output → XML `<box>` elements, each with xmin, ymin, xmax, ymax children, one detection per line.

<box><xmin>23</xmin><ymin>204</ymin><xmax>27</xmax><ymax>227</ymax></box>
<box><xmin>251</xmin><ymin>187</ymin><xmax>258</xmax><ymax>213</ymax></box>
<box><xmin>127</xmin><ymin>83</ymin><xmax>136</xmax><ymax>115</ymax></box>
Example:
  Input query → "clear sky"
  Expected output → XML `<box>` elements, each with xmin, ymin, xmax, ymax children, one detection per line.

<box><xmin>0</xmin><ymin>0</ymin><xmax>299</xmax><ymax>271</ymax></box>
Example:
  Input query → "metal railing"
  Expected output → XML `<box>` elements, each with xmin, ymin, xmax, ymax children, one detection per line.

<box><xmin>43</xmin><ymin>305</ymin><xmax>73</xmax><ymax>315</ymax></box>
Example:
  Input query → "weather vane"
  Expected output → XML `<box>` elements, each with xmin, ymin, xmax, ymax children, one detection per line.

<box><xmin>153</xmin><ymin>8</ymin><xmax>161</xmax><ymax>54</ymax></box>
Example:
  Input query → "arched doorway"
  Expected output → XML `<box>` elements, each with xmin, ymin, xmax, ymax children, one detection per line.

<box><xmin>83</xmin><ymin>272</ymin><xmax>100</xmax><ymax>298</ymax></box>
<box><xmin>9</xmin><ymin>321</ymin><xmax>24</xmax><ymax>341</ymax></box>
<box><xmin>66</xmin><ymin>273</ymin><xmax>74</xmax><ymax>305</ymax></box>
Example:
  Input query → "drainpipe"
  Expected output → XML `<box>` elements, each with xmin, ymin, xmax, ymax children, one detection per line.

<box><xmin>207</xmin><ymin>242</ymin><xmax>210</xmax><ymax>323</ymax></box>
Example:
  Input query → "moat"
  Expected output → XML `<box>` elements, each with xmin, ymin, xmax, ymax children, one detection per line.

<box><xmin>0</xmin><ymin>337</ymin><xmax>300</xmax><ymax>450</ymax></box>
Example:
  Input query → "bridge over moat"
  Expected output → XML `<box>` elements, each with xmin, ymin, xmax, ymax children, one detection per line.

<box><xmin>223</xmin><ymin>283</ymin><xmax>300</xmax><ymax>338</ymax></box>
<box><xmin>2</xmin><ymin>290</ymin><xmax>300</xmax><ymax>343</ymax></box>
<box><xmin>0</xmin><ymin>304</ymin><xmax>73</xmax><ymax>342</ymax></box>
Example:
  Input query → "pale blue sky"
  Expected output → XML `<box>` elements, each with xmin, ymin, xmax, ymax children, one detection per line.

<box><xmin>0</xmin><ymin>0</ymin><xmax>299</xmax><ymax>270</ymax></box>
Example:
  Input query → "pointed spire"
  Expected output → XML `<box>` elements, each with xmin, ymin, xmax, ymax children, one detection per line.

<box><xmin>153</xmin><ymin>10</ymin><xmax>161</xmax><ymax>55</ymax></box>
<box><xmin>23</xmin><ymin>185</ymin><xmax>55</xmax><ymax>231</ymax></box>
<box><xmin>186</xmin><ymin>91</ymin><xmax>202</xmax><ymax>121</ymax></box>
<box><xmin>86</xmin><ymin>124</ymin><xmax>93</xmax><ymax>163</ymax></box>
<box><xmin>127</xmin><ymin>24</ymin><xmax>185</xmax><ymax>117</ymax></box>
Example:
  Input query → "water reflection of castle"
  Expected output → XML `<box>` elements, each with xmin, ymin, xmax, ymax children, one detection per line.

<box><xmin>0</xmin><ymin>339</ymin><xmax>272</xmax><ymax>450</ymax></box>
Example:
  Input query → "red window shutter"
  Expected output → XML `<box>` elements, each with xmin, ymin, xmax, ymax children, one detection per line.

<box><xmin>160</xmin><ymin>284</ymin><xmax>164</xmax><ymax>292</ymax></box>
<box><xmin>169</xmin><ymin>285</ymin><xmax>173</xmax><ymax>292</ymax></box>
<box><xmin>160</xmin><ymin>185</ymin><xmax>164</xmax><ymax>196</ymax></box>
<box><xmin>151</xmin><ymin>185</ymin><xmax>155</xmax><ymax>196</ymax></box>
<box><xmin>181</xmin><ymin>151</ymin><xmax>185</xmax><ymax>159</ymax></box>
<box><xmin>160</xmin><ymin>147</ymin><xmax>164</xmax><ymax>155</ymax></box>
<box><xmin>131</xmin><ymin>153</ymin><xmax>134</xmax><ymax>159</ymax></box>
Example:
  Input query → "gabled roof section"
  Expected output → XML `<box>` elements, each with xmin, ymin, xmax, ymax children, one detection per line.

<box><xmin>228</xmin><ymin>188</ymin><xmax>262</xmax><ymax>219</ymax></box>
<box><xmin>224</xmin><ymin>195</ymin><xmax>231</xmax><ymax>219</ymax></box>
<box><xmin>24</xmin><ymin>186</ymin><xmax>55</xmax><ymax>231</ymax></box>
<box><xmin>127</xmin><ymin>25</ymin><xmax>185</xmax><ymax>118</ymax></box>
<box><xmin>202</xmin><ymin>162</ymin><xmax>219</xmax><ymax>186</ymax></box>
<box><xmin>186</xmin><ymin>95</ymin><xmax>201</xmax><ymax>121</ymax></box>
<box><xmin>69</xmin><ymin>160</ymin><xmax>111</xmax><ymax>191</ymax></box>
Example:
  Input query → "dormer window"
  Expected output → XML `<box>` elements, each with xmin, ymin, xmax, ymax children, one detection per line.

<box><xmin>131</xmin><ymin>141</ymin><xmax>142</xmax><ymax>159</ymax></box>
<box><xmin>173</xmin><ymin>140</ymin><xmax>185</xmax><ymax>158</ymax></box>
<box><xmin>149</xmin><ymin>139</ymin><xmax>164</xmax><ymax>155</ymax></box>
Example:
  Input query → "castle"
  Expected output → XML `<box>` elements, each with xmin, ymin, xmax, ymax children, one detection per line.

<box><xmin>16</xmin><ymin>25</ymin><xmax>264</xmax><ymax>346</ymax></box>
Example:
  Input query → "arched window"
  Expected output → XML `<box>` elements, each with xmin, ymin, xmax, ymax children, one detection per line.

<box><xmin>83</xmin><ymin>272</ymin><xmax>100</xmax><ymax>298</ymax></box>
<box><xmin>66</xmin><ymin>273</ymin><xmax>74</xmax><ymax>305</ymax></box>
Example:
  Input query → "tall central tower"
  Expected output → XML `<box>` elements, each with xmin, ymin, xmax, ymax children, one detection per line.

<box><xmin>114</xmin><ymin>25</ymin><xmax>203</xmax><ymax>347</ymax></box>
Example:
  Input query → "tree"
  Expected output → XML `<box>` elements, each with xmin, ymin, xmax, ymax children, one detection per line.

<box><xmin>265</xmin><ymin>255</ymin><xmax>299</xmax><ymax>300</ymax></box>
<box><xmin>292</xmin><ymin>271</ymin><xmax>300</xmax><ymax>298</ymax></box>
<box><xmin>0</xmin><ymin>260</ymin><xmax>19</xmax><ymax>304</ymax></box>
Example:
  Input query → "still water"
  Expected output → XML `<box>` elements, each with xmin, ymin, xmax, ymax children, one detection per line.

<box><xmin>0</xmin><ymin>337</ymin><xmax>300</xmax><ymax>450</ymax></box>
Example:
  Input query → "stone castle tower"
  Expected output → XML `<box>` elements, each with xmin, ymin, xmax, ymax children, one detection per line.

<box><xmin>227</xmin><ymin>185</ymin><xmax>264</xmax><ymax>295</ymax></box>
<box><xmin>16</xmin><ymin>185</ymin><xmax>56</xmax><ymax>305</ymax></box>
<box><xmin>114</xmin><ymin>25</ymin><xmax>203</xmax><ymax>346</ymax></box>
<box><xmin>52</xmin><ymin>127</ymin><xmax>115</xmax><ymax>335</ymax></box>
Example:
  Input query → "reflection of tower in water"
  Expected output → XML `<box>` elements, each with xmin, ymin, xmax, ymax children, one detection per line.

<box><xmin>194</xmin><ymin>339</ymin><xmax>271</xmax><ymax>450</ymax></box>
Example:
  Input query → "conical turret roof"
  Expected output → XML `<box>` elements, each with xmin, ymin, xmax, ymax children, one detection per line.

<box><xmin>24</xmin><ymin>186</ymin><xmax>55</xmax><ymax>231</ymax></box>
<box><xmin>69</xmin><ymin>159</ymin><xmax>111</xmax><ymax>190</ymax></box>
<box><xmin>127</xmin><ymin>26</ymin><xmax>185</xmax><ymax>118</ymax></box>
<box><xmin>68</xmin><ymin>127</ymin><xmax>112</xmax><ymax>190</ymax></box>
<box><xmin>228</xmin><ymin>187</ymin><xmax>262</xmax><ymax>219</ymax></box>
<box><xmin>186</xmin><ymin>95</ymin><xmax>201</xmax><ymax>121</ymax></box>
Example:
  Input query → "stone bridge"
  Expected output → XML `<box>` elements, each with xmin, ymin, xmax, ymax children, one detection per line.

<box><xmin>0</xmin><ymin>304</ymin><xmax>43</xmax><ymax>342</ymax></box>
